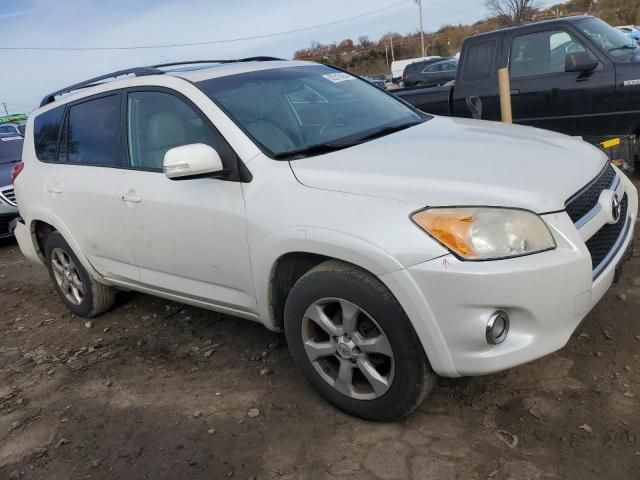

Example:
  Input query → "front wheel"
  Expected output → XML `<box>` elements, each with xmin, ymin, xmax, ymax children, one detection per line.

<box><xmin>45</xmin><ymin>232</ymin><xmax>116</xmax><ymax>318</ymax></box>
<box><xmin>284</xmin><ymin>261</ymin><xmax>436</xmax><ymax>421</ymax></box>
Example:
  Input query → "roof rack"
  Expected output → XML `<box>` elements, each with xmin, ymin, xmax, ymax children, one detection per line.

<box><xmin>39</xmin><ymin>57</ymin><xmax>285</xmax><ymax>107</ymax></box>
<box><xmin>39</xmin><ymin>67</ymin><xmax>164</xmax><ymax>107</ymax></box>
<box><xmin>151</xmin><ymin>56</ymin><xmax>284</xmax><ymax>68</ymax></box>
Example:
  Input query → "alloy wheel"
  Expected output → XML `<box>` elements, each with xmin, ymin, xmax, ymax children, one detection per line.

<box><xmin>50</xmin><ymin>248</ymin><xmax>85</xmax><ymax>306</ymax></box>
<box><xmin>301</xmin><ymin>298</ymin><xmax>395</xmax><ymax>400</ymax></box>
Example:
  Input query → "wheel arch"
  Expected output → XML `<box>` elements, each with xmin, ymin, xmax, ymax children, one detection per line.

<box><xmin>258</xmin><ymin>227</ymin><xmax>408</xmax><ymax>332</ymax></box>
<box><xmin>27</xmin><ymin>214</ymin><xmax>102</xmax><ymax>279</ymax></box>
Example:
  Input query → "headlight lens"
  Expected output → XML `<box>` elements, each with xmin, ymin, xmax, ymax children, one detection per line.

<box><xmin>412</xmin><ymin>207</ymin><xmax>556</xmax><ymax>260</ymax></box>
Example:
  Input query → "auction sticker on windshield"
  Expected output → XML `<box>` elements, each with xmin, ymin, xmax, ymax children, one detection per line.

<box><xmin>323</xmin><ymin>73</ymin><xmax>355</xmax><ymax>83</ymax></box>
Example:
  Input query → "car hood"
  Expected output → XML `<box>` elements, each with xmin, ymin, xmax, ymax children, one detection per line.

<box><xmin>289</xmin><ymin>116</ymin><xmax>607</xmax><ymax>213</ymax></box>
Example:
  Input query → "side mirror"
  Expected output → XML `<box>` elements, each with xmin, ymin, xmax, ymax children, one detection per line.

<box><xmin>163</xmin><ymin>143</ymin><xmax>224</xmax><ymax>180</ymax></box>
<box><xmin>565</xmin><ymin>52</ymin><xmax>599</xmax><ymax>73</ymax></box>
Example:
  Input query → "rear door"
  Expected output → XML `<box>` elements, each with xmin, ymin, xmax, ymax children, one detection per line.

<box><xmin>453</xmin><ymin>37</ymin><xmax>502</xmax><ymax>121</ymax></box>
<box><xmin>43</xmin><ymin>92</ymin><xmax>138</xmax><ymax>281</ymax></box>
<box><xmin>505</xmin><ymin>26</ymin><xmax>615</xmax><ymax>136</ymax></box>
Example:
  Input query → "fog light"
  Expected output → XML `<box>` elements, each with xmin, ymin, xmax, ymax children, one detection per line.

<box><xmin>486</xmin><ymin>310</ymin><xmax>509</xmax><ymax>345</ymax></box>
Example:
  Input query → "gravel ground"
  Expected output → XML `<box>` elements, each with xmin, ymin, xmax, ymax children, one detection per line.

<box><xmin>0</xmin><ymin>192</ymin><xmax>639</xmax><ymax>479</ymax></box>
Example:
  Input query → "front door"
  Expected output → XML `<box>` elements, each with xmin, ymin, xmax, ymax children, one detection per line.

<box><xmin>506</xmin><ymin>28</ymin><xmax>615</xmax><ymax>137</ymax></box>
<box><xmin>118</xmin><ymin>88</ymin><xmax>256</xmax><ymax>315</ymax></box>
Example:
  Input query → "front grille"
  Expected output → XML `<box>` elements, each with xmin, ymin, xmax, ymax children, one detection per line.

<box><xmin>0</xmin><ymin>186</ymin><xmax>17</xmax><ymax>207</ymax></box>
<box><xmin>565</xmin><ymin>163</ymin><xmax>616</xmax><ymax>223</ymax></box>
<box><xmin>0</xmin><ymin>213</ymin><xmax>19</xmax><ymax>236</ymax></box>
<box><xmin>585</xmin><ymin>194</ymin><xmax>628</xmax><ymax>277</ymax></box>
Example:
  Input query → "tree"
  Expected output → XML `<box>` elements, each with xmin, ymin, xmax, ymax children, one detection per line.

<box><xmin>599</xmin><ymin>0</ymin><xmax>640</xmax><ymax>25</ymax></box>
<box><xmin>484</xmin><ymin>0</ymin><xmax>538</xmax><ymax>26</ymax></box>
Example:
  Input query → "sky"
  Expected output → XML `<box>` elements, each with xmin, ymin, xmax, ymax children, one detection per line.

<box><xmin>0</xmin><ymin>0</ymin><xmax>560</xmax><ymax>113</ymax></box>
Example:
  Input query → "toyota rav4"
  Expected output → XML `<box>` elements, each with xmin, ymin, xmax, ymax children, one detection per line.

<box><xmin>12</xmin><ymin>58</ymin><xmax>638</xmax><ymax>421</ymax></box>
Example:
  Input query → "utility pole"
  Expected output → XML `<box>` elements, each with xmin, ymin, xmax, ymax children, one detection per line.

<box><xmin>416</xmin><ymin>0</ymin><xmax>425</xmax><ymax>57</ymax></box>
<box><xmin>389</xmin><ymin>34</ymin><xmax>395</xmax><ymax>62</ymax></box>
<box><xmin>2</xmin><ymin>103</ymin><xmax>8</xmax><ymax>116</ymax></box>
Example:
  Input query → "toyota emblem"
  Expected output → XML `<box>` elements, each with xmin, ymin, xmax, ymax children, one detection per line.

<box><xmin>611</xmin><ymin>193</ymin><xmax>621</xmax><ymax>223</ymax></box>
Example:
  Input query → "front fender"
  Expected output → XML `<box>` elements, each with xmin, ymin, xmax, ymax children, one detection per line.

<box><xmin>252</xmin><ymin>225</ymin><xmax>406</xmax><ymax>330</ymax></box>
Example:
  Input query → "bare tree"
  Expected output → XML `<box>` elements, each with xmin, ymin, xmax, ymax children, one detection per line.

<box><xmin>485</xmin><ymin>0</ymin><xmax>538</xmax><ymax>25</ymax></box>
<box><xmin>600</xmin><ymin>0</ymin><xmax>640</xmax><ymax>25</ymax></box>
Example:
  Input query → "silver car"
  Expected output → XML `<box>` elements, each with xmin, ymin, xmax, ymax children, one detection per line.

<box><xmin>0</xmin><ymin>134</ymin><xmax>21</xmax><ymax>238</ymax></box>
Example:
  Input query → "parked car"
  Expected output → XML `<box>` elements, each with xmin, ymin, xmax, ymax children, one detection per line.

<box><xmin>390</xmin><ymin>56</ymin><xmax>440</xmax><ymax>84</ymax></box>
<box><xmin>403</xmin><ymin>58</ymin><xmax>458</xmax><ymax>88</ymax></box>
<box><xmin>395</xmin><ymin>16</ymin><xmax>640</xmax><ymax>171</ymax></box>
<box><xmin>616</xmin><ymin>25</ymin><xmax>640</xmax><ymax>44</ymax></box>
<box><xmin>0</xmin><ymin>134</ymin><xmax>21</xmax><ymax>238</ymax></box>
<box><xmin>362</xmin><ymin>74</ymin><xmax>387</xmax><ymax>89</ymax></box>
<box><xmin>0</xmin><ymin>122</ymin><xmax>26</xmax><ymax>136</ymax></box>
<box><xmin>12</xmin><ymin>58</ymin><xmax>637</xmax><ymax>421</ymax></box>
<box><xmin>400</xmin><ymin>57</ymin><xmax>445</xmax><ymax>87</ymax></box>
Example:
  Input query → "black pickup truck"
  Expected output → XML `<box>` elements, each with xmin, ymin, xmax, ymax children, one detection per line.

<box><xmin>395</xmin><ymin>16</ymin><xmax>640</xmax><ymax>170</ymax></box>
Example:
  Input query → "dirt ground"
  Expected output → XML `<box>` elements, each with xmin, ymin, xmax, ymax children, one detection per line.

<box><xmin>1</xmin><ymin>208</ymin><xmax>639</xmax><ymax>480</ymax></box>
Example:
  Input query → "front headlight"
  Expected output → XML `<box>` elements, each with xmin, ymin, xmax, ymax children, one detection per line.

<box><xmin>411</xmin><ymin>207</ymin><xmax>556</xmax><ymax>260</ymax></box>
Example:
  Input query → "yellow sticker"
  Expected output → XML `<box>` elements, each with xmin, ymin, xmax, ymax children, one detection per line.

<box><xmin>601</xmin><ymin>138</ymin><xmax>621</xmax><ymax>149</ymax></box>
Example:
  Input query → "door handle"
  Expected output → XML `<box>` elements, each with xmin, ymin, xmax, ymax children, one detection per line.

<box><xmin>47</xmin><ymin>186</ymin><xmax>62</xmax><ymax>194</ymax></box>
<box><xmin>121</xmin><ymin>193</ymin><xmax>142</xmax><ymax>203</ymax></box>
<box><xmin>510</xmin><ymin>89</ymin><xmax>520</xmax><ymax>96</ymax></box>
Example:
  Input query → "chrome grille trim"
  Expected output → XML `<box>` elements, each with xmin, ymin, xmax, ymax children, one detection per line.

<box><xmin>0</xmin><ymin>186</ymin><xmax>17</xmax><ymax>207</ymax></box>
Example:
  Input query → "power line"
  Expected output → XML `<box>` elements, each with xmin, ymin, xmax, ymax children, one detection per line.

<box><xmin>0</xmin><ymin>0</ymin><xmax>411</xmax><ymax>52</ymax></box>
<box><xmin>426</xmin><ymin>0</ymin><xmax>479</xmax><ymax>20</ymax></box>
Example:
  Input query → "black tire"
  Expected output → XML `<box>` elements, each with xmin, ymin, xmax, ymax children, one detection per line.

<box><xmin>284</xmin><ymin>260</ymin><xmax>436</xmax><ymax>421</ymax></box>
<box><xmin>45</xmin><ymin>232</ymin><xmax>116</xmax><ymax>318</ymax></box>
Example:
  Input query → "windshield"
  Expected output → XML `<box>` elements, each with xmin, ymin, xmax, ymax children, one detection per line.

<box><xmin>197</xmin><ymin>65</ymin><xmax>425</xmax><ymax>159</ymax></box>
<box><xmin>577</xmin><ymin>18</ymin><xmax>637</xmax><ymax>57</ymax></box>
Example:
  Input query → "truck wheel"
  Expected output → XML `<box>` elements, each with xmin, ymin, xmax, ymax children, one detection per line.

<box><xmin>45</xmin><ymin>232</ymin><xmax>116</xmax><ymax>318</ymax></box>
<box><xmin>284</xmin><ymin>260</ymin><xmax>436</xmax><ymax>421</ymax></box>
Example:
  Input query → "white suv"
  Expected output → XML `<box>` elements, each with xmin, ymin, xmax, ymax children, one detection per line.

<box><xmin>13</xmin><ymin>58</ymin><xmax>638</xmax><ymax>420</ymax></box>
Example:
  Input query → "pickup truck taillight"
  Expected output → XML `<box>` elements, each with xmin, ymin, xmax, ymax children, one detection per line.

<box><xmin>11</xmin><ymin>162</ymin><xmax>24</xmax><ymax>183</ymax></box>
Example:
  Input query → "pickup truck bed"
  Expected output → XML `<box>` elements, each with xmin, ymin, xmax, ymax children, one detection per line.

<box><xmin>396</xmin><ymin>86</ymin><xmax>452</xmax><ymax>117</ymax></box>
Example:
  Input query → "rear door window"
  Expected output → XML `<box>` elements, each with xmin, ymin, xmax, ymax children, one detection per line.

<box><xmin>461</xmin><ymin>40</ymin><xmax>497</xmax><ymax>82</ymax></box>
<box><xmin>33</xmin><ymin>106</ymin><xmax>64</xmax><ymax>162</ymax></box>
<box><xmin>64</xmin><ymin>94</ymin><xmax>121</xmax><ymax>167</ymax></box>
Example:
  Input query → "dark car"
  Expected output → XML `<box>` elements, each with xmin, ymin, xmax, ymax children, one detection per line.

<box><xmin>0</xmin><ymin>134</ymin><xmax>22</xmax><ymax>237</ymax></box>
<box><xmin>395</xmin><ymin>16</ymin><xmax>640</xmax><ymax>171</ymax></box>
<box><xmin>406</xmin><ymin>59</ymin><xmax>458</xmax><ymax>88</ymax></box>
<box><xmin>363</xmin><ymin>74</ymin><xmax>387</xmax><ymax>89</ymax></box>
<box><xmin>401</xmin><ymin>57</ymin><xmax>447</xmax><ymax>87</ymax></box>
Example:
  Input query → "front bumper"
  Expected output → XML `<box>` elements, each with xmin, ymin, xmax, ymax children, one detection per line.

<box><xmin>380</xmin><ymin>180</ymin><xmax>638</xmax><ymax>378</ymax></box>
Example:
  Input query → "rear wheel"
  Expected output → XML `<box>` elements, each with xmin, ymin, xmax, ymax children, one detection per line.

<box><xmin>284</xmin><ymin>260</ymin><xmax>436</xmax><ymax>421</ymax></box>
<box><xmin>45</xmin><ymin>232</ymin><xmax>116</xmax><ymax>318</ymax></box>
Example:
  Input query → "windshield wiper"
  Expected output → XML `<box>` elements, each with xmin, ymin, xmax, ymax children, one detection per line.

<box><xmin>609</xmin><ymin>44</ymin><xmax>637</xmax><ymax>53</ymax></box>
<box><xmin>273</xmin><ymin>121</ymin><xmax>422</xmax><ymax>160</ymax></box>
<box><xmin>273</xmin><ymin>142</ymin><xmax>352</xmax><ymax>160</ymax></box>
<box><xmin>352</xmin><ymin>121</ymin><xmax>422</xmax><ymax>145</ymax></box>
